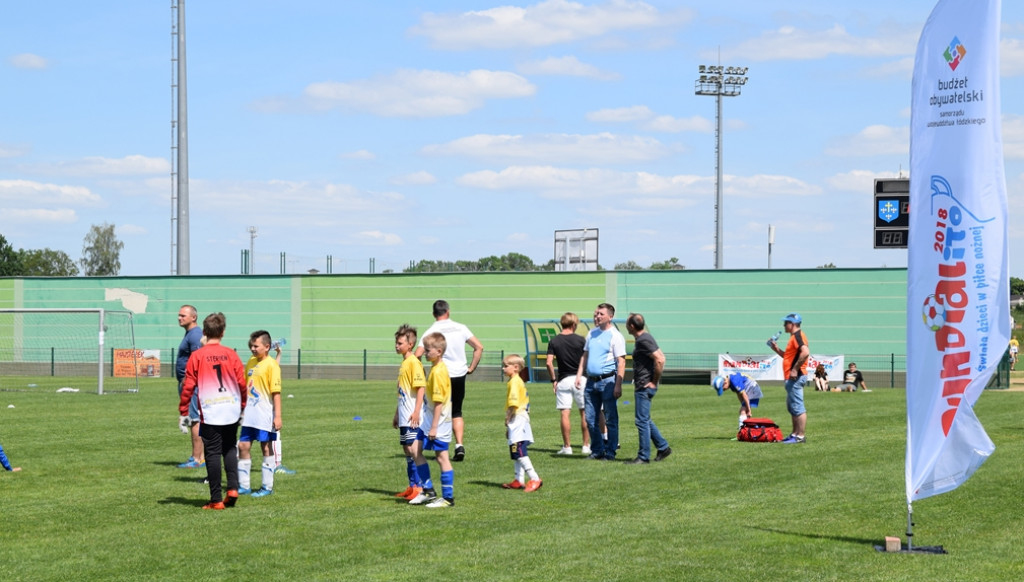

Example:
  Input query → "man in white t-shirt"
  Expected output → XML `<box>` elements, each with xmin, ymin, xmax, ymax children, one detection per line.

<box><xmin>414</xmin><ymin>300</ymin><xmax>483</xmax><ymax>462</ymax></box>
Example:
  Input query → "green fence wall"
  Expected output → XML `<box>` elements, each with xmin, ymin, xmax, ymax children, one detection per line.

<box><xmin>0</xmin><ymin>268</ymin><xmax>909</xmax><ymax>360</ymax></box>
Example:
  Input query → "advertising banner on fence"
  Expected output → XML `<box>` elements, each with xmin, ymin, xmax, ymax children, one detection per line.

<box><xmin>906</xmin><ymin>0</ymin><xmax>1008</xmax><ymax>503</ymax></box>
<box><xmin>114</xmin><ymin>349</ymin><xmax>162</xmax><ymax>378</ymax></box>
<box><xmin>719</xmin><ymin>354</ymin><xmax>845</xmax><ymax>381</ymax></box>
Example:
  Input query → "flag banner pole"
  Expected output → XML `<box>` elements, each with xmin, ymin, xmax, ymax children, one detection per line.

<box><xmin>904</xmin><ymin>0</ymin><xmax>1008</xmax><ymax>549</ymax></box>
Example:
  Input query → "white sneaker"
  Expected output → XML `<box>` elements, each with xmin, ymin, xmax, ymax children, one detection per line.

<box><xmin>556</xmin><ymin>446</ymin><xmax>573</xmax><ymax>455</ymax></box>
<box><xmin>408</xmin><ymin>491</ymin><xmax>435</xmax><ymax>505</ymax></box>
<box><xmin>581</xmin><ymin>445</ymin><xmax>591</xmax><ymax>455</ymax></box>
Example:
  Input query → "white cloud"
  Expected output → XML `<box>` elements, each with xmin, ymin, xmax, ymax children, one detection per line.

<box><xmin>517</xmin><ymin>56</ymin><xmax>619</xmax><ymax>80</ymax></box>
<box><xmin>587</xmin><ymin>106</ymin><xmax>712</xmax><ymax>133</ymax></box>
<box><xmin>721</xmin><ymin>24</ymin><xmax>915</xmax><ymax>62</ymax></box>
<box><xmin>826</xmin><ymin>169</ymin><xmax>905</xmax><ymax>192</ymax></box>
<box><xmin>825</xmin><ymin>125</ymin><xmax>909</xmax><ymax>157</ymax></box>
<box><xmin>725</xmin><ymin>175</ymin><xmax>822</xmax><ymax>197</ymax></box>
<box><xmin>303</xmin><ymin>69</ymin><xmax>535</xmax><ymax>117</ymax></box>
<box><xmin>424</xmin><ymin>132</ymin><xmax>669</xmax><ymax>164</ymax></box>
<box><xmin>0</xmin><ymin>143</ymin><xmax>29</xmax><ymax>158</ymax></box>
<box><xmin>9</xmin><ymin>53</ymin><xmax>48</xmax><ymax>69</ymax></box>
<box><xmin>354</xmin><ymin>230</ymin><xmax>403</xmax><ymax>246</ymax></box>
<box><xmin>0</xmin><ymin>179</ymin><xmax>101</xmax><ymax>205</ymax></box>
<box><xmin>390</xmin><ymin>171</ymin><xmax>437</xmax><ymax>185</ymax></box>
<box><xmin>410</xmin><ymin>0</ymin><xmax>691</xmax><ymax>50</ymax></box>
<box><xmin>1</xmin><ymin>208</ymin><xmax>77</xmax><ymax>223</ymax></box>
<box><xmin>50</xmin><ymin>155</ymin><xmax>170</xmax><ymax>177</ymax></box>
<box><xmin>1002</xmin><ymin>38</ymin><xmax>1024</xmax><ymax>77</ymax></box>
<box><xmin>340</xmin><ymin>149</ymin><xmax>376</xmax><ymax>160</ymax></box>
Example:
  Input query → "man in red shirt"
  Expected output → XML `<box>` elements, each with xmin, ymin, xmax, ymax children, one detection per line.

<box><xmin>180</xmin><ymin>312</ymin><xmax>248</xmax><ymax>509</ymax></box>
<box><xmin>768</xmin><ymin>313</ymin><xmax>809</xmax><ymax>444</ymax></box>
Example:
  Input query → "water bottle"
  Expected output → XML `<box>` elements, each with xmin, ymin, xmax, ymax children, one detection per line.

<box><xmin>767</xmin><ymin>331</ymin><xmax>781</xmax><ymax>347</ymax></box>
<box><xmin>271</xmin><ymin>338</ymin><xmax>287</xmax><ymax>350</ymax></box>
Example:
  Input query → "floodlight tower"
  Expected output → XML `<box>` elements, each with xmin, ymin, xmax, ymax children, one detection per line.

<box><xmin>171</xmin><ymin>0</ymin><xmax>190</xmax><ymax>275</ymax></box>
<box><xmin>695</xmin><ymin>64</ymin><xmax>748</xmax><ymax>269</ymax></box>
<box><xmin>248</xmin><ymin>226</ymin><xmax>258</xmax><ymax>274</ymax></box>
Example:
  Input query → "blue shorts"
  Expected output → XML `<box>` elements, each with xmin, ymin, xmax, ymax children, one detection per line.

<box><xmin>398</xmin><ymin>426</ymin><xmax>417</xmax><ymax>446</ymax></box>
<box><xmin>239</xmin><ymin>426</ymin><xmax>278</xmax><ymax>443</ymax></box>
<box><xmin>178</xmin><ymin>382</ymin><xmax>200</xmax><ymax>421</ymax></box>
<box><xmin>416</xmin><ymin>429</ymin><xmax>450</xmax><ymax>452</ymax></box>
<box><xmin>749</xmin><ymin>398</ymin><xmax>760</xmax><ymax>408</ymax></box>
<box><xmin>785</xmin><ymin>376</ymin><xmax>808</xmax><ymax>416</ymax></box>
<box><xmin>508</xmin><ymin>441</ymin><xmax>530</xmax><ymax>460</ymax></box>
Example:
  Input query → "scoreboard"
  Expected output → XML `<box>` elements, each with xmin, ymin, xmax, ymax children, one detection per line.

<box><xmin>874</xmin><ymin>178</ymin><xmax>909</xmax><ymax>249</ymax></box>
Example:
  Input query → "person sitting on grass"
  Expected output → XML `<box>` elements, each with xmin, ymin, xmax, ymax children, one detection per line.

<box><xmin>501</xmin><ymin>354</ymin><xmax>542</xmax><ymax>492</ymax></box>
<box><xmin>813</xmin><ymin>363</ymin><xmax>830</xmax><ymax>391</ymax></box>
<box><xmin>838</xmin><ymin>363</ymin><xmax>870</xmax><ymax>392</ymax></box>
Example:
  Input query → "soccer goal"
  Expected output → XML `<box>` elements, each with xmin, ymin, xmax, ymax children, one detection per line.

<box><xmin>0</xmin><ymin>309</ymin><xmax>139</xmax><ymax>394</ymax></box>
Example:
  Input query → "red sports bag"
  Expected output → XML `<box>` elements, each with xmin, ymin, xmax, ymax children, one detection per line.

<box><xmin>737</xmin><ymin>417</ymin><xmax>784</xmax><ymax>442</ymax></box>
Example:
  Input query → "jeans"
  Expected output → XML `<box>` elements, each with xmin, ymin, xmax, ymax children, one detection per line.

<box><xmin>584</xmin><ymin>376</ymin><xmax>618</xmax><ymax>459</ymax></box>
<box><xmin>634</xmin><ymin>387</ymin><xmax>668</xmax><ymax>461</ymax></box>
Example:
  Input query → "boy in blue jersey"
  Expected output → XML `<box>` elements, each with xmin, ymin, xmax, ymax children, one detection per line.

<box><xmin>712</xmin><ymin>373</ymin><xmax>763</xmax><ymax>430</ymax></box>
<box><xmin>408</xmin><ymin>332</ymin><xmax>455</xmax><ymax>508</ymax></box>
<box><xmin>501</xmin><ymin>355</ymin><xmax>542</xmax><ymax>492</ymax></box>
<box><xmin>393</xmin><ymin>324</ymin><xmax>427</xmax><ymax>501</ymax></box>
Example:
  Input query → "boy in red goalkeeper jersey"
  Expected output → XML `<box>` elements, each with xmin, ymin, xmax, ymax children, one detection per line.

<box><xmin>179</xmin><ymin>312</ymin><xmax>248</xmax><ymax>510</ymax></box>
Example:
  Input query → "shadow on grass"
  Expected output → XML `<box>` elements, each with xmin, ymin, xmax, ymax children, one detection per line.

<box><xmin>171</xmin><ymin>475</ymin><xmax>208</xmax><ymax>484</ymax></box>
<box><xmin>153</xmin><ymin>460</ymin><xmax>189</xmax><ymax>467</ymax></box>
<box><xmin>466</xmin><ymin>480</ymin><xmax>511</xmax><ymax>489</ymax></box>
<box><xmin>750</xmin><ymin>526</ymin><xmax>879</xmax><ymax>546</ymax></box>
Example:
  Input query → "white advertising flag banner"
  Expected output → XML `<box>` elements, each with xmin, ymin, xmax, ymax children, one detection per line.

<box><xmin>718</xmin><ymin>354</ymin><xmax>844</xmax><ymax>381</ymax></box>
<box><xmin>907</xmin><ymin>0</ymin><xmax>1008</xmax><ymax>502</ymax></box>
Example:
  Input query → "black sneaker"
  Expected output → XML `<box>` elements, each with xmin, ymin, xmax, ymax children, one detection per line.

<box><xmin>654</xmin><ymin>447</ymin><xmax>673</xmax><ymax>462</ymax></box>
<box><xmin>452</xmin><ymin>445</ymin><xmax>465</xmax><ymax>462</ymax></box>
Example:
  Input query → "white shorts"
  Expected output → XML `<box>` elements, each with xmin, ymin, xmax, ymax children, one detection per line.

<box><xmin>507</xmin><ymin>411</ymin><xmax>534</xmax><ymax>444</ymax></box>
<box><xmin>555</xmin><ymin>376</ymin><xmax>584</xmax><ymax>410</ymax></box>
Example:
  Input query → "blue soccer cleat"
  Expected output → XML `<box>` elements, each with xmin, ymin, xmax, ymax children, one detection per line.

<box><xmin>251</xmin><ymin>487</ymin><xmax>274</xmax><ymax>498</ymax></box>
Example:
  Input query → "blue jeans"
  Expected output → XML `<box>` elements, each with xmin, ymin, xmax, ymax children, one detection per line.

<box><xmin>634</xmin><ymin>387</ymin><xmax>668</xmax><ymax>461</ymax></box>
<box><xmin>584</xmin><ymin>376</ymin><xmax>618</xmax><ymax>459</ymax></box>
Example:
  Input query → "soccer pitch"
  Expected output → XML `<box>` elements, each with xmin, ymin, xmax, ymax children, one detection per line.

<box><xmin>0</xmin><ymin>379</ymin><xmax>1021</xmax><ymax>581</ymax></box>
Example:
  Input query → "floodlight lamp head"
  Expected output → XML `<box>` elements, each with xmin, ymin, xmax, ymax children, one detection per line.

<box><xmin>699</xmin><ymin>65</ymin><xmax>707</xmax><ymax>73</ymax></box>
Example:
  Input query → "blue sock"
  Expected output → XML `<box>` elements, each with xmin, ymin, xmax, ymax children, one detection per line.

<box><xmin>416</xmin><ymin>463</ymin><xmax>433</xmax><ymax>490</ymax></box>
<box><xmin>405</xmin><ymin>456</ymin><xmax>417</xmax><ymax>486</ymax></box>
<box><xmin>441</xmin><ymin>469</ymin><xmax>454</xmax><ymax>501</ymax></box>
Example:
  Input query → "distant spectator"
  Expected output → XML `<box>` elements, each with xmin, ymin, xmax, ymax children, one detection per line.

<box><xmin>1010</xmin><ymin>338</ymin><xmax>1019</xmax><ymax>371</ymax></box>
<box><xmin>813</xmin><ymin>363</ymin><xmax>830</xmax><ymax>391</ymax></box>
<box><xmin>838</xmin><ymin>363</ymin><xmax>869</xmax><ymax>392</ymax></box>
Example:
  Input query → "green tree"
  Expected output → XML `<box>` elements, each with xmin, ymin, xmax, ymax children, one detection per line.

<box><xmin>649</xmin><ymin>257</ymin><xmax>684</xmax><ymax>270</ymax></box>
<box><xmin>614</xmin><ymin>260</ymin><xmax>643</xmax><ymax>270</ymax></box>
<box><xmin>0</xmin><ymin>233</ymin><xmax>25</xmax><ymax>276</ymax></box>
<box><xmin>1010</xmin><ymin>276</ymin><xmax>1024</xmax><ymax>297</ymax></box>
<box><xmin>80</xmin><ymin>223</ymin><xmax>123</xmax><ymax>276</ymax></box>
<box><xmin>817</xmin><ymin>262</ymin><xmax>837</xmax><ymax>269</ymax></box>
<box><xmin>19</xmin><ymin>248</ymin><xmax>79</xmax><ymax>276</ymax></box>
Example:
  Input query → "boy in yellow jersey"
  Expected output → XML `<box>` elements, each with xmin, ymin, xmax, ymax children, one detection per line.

<box><xmin>239</xmin><ymin>330</ymin><xmax>283</xmax><ymax>497</ymax></box>
<box><xmin>501</xmin><ymin>354</ymin><xmax>542</xmax><ymax>492</ymax></box>
<box><xmin>409</xmin><ymin>332</ymin><xmax>455</xmax><ymax>508</ymax></box>
<box><xmin>393</xmin><ymin>324</ymin><xmax>427</xmax><ymax>500</ymax></box>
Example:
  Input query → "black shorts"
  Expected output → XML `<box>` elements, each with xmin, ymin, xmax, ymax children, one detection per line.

<box><xmin>450</xmin><ymin>374</ymin><xmax>466</xmax><ymax>419</ymax></box>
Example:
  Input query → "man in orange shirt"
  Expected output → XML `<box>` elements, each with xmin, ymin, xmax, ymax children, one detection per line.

<box><xmin>768</xmin><ymin>313</ymin><xmax>809</xmax><ymax>444</ymax></box>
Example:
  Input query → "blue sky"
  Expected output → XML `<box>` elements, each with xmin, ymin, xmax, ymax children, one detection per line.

<box><xmin>1</xmin><ymin>1</ymin><xmax>1022</xmax><ymax>276</ymax></box>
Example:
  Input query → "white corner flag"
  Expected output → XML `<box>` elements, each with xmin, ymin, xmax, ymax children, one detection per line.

<box><xmin>907</xmin><ymin>0</ymin><xmax>1008</xmax><ymax>504</ymax></box>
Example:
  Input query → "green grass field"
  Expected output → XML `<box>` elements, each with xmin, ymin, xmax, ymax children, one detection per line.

<box><xmin>0</xmin><ymin>378</ymin><xmax>1021</xmax><ymax>581</ymax></box>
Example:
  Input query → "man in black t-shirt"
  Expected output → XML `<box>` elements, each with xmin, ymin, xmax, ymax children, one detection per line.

<box><xmin>625</xmin><ymin>313</ymin><xmax>671</xmax><ymax>464</ymax></box>
<box><xmin>839</xmin><ymin>362</ymin><xmax>869</xmax><ymax>392</ymax></box>
<box><xmin>545</xmin><ymin>312</ymin><xmax>591</xmax><ymax>455</ymax></box>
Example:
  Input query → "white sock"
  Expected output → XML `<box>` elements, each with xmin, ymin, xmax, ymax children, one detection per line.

<box><xmin>262</xmin><ymin>462</ymin><xmax>275</xmax><ymax>491</ymax></box>
<box><xmin>274</xmin><ymin>435</ymin><xmax>283</xmax><ymax>466</ymax></box>
<box><xmin>739</xmin><ymin>413</ymin><xmax>748</xmax><ymax>429</ymax></box>
<box><xmin>514</xmin><ymin>459</ymin><xmax>525</xmax><ymax>483</ymax></box>
<box><xmin>238</xmin><ymin>459</ymin><xmax>252</xmax><ymax>490</ymax></box>
<box><xmin>519</xmin><ymin>456</ymin><xmax>539</xmax><ymax>482</ymax></box>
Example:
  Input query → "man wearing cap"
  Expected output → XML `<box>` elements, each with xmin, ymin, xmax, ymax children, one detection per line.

<box><xmin>768</xmin><ymin>313</ymin><xmax>809</xmax><ymax>444</ymax></box>
<box><xmin>712</xmin><ymin>372</ymin><xmax>762</xmax><ymax>431</ymax></box>
<box><xmin>575</xmin><ymin>303</ymin><xmax>626</xmax><ymax>460</ymax></box>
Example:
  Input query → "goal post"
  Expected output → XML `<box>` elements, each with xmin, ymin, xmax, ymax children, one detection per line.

<box><xmin>0</xmin><ymin>308</ymin><xmax>139</xmax><ymax>395</ymax></box>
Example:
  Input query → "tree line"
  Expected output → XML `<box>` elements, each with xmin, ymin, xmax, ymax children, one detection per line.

<box><xmin>0</xmin><ymin>224</ymin><xmax>123</xmax><ymax>277</ymax></box>
<box><xmin>402</xmin><ymin>253</ymin><xmax>685</xmax><ymax>273</ymax></box>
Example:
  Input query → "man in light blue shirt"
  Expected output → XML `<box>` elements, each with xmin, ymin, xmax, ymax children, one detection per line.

<box><xmin>575</xmin><ymin>303</ymin><xmax>626</xmax><ymax>460</ymax></box>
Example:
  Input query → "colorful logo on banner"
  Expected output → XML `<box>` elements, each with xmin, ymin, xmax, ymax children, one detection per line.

<box><xmin>925</xmin><ymin>175</ymin><xmax>996</xmax><ymax>435</ymax></box>
<box><xmin>878</xmin><ymin>199</ymin><xmax>901</xmax><ymax>223</ymax></box>
<box><xmin>944</xmin><ymin>36</ymin><xmax>966</xmax><ymax>71</ymax></box>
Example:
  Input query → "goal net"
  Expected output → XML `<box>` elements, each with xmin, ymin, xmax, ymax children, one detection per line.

<box><xmin>0</xmin><ymin>309</ymin><xmax>139</xmax><ymax>394</ymax></box>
